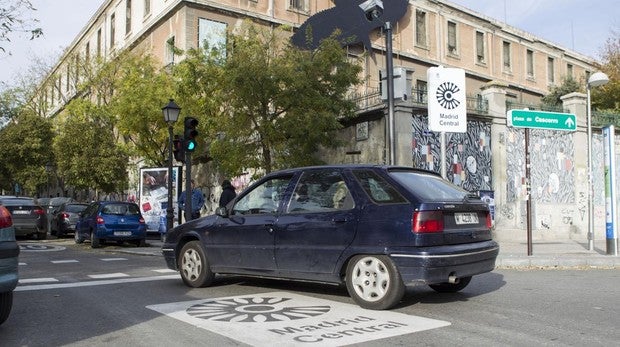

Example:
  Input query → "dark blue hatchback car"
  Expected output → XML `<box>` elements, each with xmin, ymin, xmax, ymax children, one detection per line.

<box><xmin>75</xmin><ymin>201</ymin><xmax>147</xmax><ymax>248</ymax></box>
<box><xmin>162</xmin><ymin>165</ymin><xmax>499</xmax><ymax>310</ymax></box>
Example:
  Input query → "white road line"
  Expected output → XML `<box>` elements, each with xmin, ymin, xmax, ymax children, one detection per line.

<box><xmin>152</xmin><ymin>269</ymin><xmax>176</xmax><ymax>273</ymax></box>
<box><xmin>19</xmin><ymin>262</ymin><xmax>27</xmax><ymax>266</ymax></box>
<box><xmin>101</xmin><ymin>258</ymin><xmax>128</xmax><ymax>261</ymax></box>
<box><xmin>51</xmin><ymin>260</ymin><xmax>79</xmax><ymax>264</ymax></box>
<box><xmin>19</xmin><ymin>278</ymin><xmax>59</xmax><ymax>284</ymax></box>
<box><xmin>15</xmin><ymin>274</ymin><xmax>178</xmax><ymax>291</ymax></box>
<box><xmin>88</xmin><ymin>273</ymin><xmax>130</xmax><ymax>279</ymax></box>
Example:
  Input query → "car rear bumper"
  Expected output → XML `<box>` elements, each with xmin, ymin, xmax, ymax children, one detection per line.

<box><xmin>389</xmin><ymin>240</ymin><xmax>499</xmax><ymax>285</ymax></box>
<box><xmin>0</xmin><ymin>242</ymin><xmax>19</xmax><ymax>293</ymax></box>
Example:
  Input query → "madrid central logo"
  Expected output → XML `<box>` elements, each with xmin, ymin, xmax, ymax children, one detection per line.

<box><xmin>435</xmin><ymin>81</ymin><xmax>461</xmax><ymax>110</ymax></box>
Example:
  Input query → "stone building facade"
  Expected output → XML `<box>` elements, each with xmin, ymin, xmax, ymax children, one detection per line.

<box><xmin>39</xmin><ymin>1</ymin><xmax>611</xmax><ymax>244</ymax></box>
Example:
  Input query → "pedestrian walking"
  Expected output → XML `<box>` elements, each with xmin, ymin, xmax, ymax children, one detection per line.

<box><xmin>219</xmin><ymin>179</ymin><xmax>237</xmax><ymax>207</ymax></box>
<box><xmin>178</xmin><ymin>179</ymin><xmax>205</xmax><ymax>221</ymax></box>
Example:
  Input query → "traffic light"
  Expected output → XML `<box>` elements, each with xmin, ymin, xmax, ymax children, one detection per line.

<box><xmin>173</xmin><ymin>135</ymin><xmax>185</xmax><ymax>163</ymax></box>
<box><xmin>183</xmin><ymin>117</ymin><xmax>198</xmax><ymax>152</ymax></box>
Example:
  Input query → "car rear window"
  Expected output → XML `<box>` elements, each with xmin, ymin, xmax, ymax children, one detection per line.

<box><xmin>389</xmin><ymin>170</ymin><xmax>471</xmax><ymax>201</ymax></box>
<box><xmin>0</xmin><ymin>198</ymin><xmax>36</xmax><ymax>206</ymax></box>
<box><xmin>101</xmin><ymin>204</ymin><xmax>140</xmax><ymax>215</ymax></box>
<box><xmin>352</xmin><ymin>170</ymin><xmax>408</xmax><ymax>204</ymax></box>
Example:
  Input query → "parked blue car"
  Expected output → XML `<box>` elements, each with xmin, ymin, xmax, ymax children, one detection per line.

<box><xmin>75</xmin><ymin>201</ymin><xmax>147</xmax><ymax>248</ymax></box>
<box><xmin>0</xmin><ymin>205</ymin><xmax>19</xmax><ymax>325</ymax></box>
<box><xmin>162</xmin><ymin>165</ymin><xmax>499</xmax><ymax>310</ymax></box>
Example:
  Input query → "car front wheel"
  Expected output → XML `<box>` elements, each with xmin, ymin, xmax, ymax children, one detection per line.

<box><xmin>345</xmin><ymin>255</ymin><xmax>405</xmax><ymax>310</ymax></box>
<box><xmin>178</xmin><ymin>241</ymin><xmax>214</xmax><ymax>288</ymax></box>
<box><xmin>429</xmin><ymin>276</ymin><xmax>472</xmax><ymax>293</ymax></box>
<box><xmin>91</xmin><ymin>230</ymin><xmax>101</xmax><ymax>248</ymax></box>
<box><xmin>74</xmin><ymin>230</ymin><xmax>84</xmax><ymax>244</ymax></box>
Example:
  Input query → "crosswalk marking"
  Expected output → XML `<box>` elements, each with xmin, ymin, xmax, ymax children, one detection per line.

<box><xmin>153</xmin><ymin>269</ymin><xmax>176</xmax><ymax>273</ymax></box>
<box><xmin>51</xmin><ymin>260</ymin><xmax>79</xmax><ymax>264</ymax></box>
<box><xmin>19</xmin><ymin>278</ymin><xmax>59</xmax><ymax>284</ymax></box>
<box><xmin>101</xmin><ymin>258</ymin><xmax>128</xmax><ymax>261</ymax></box>
<box><xmin>88</xmin><ymin>273</ymin><xmax>130</xmax><ymax>279</ymax></box>
<box><xmin>15</xmin><ymin>274</ymin><xmax>178</xmax><ymax>291</ymax></box>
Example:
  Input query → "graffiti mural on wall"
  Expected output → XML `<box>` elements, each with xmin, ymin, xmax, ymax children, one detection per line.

<box><xmin>411</xmin><ymin>115</ymin><xmax>492</xmax><ymax>192</ymax></box>
<box><xmin>505</xmin><ymin>128</ymin><xmax>576</xmax><ymax>203</ymax></box>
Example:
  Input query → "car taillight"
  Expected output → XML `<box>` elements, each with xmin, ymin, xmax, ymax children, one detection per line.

<box><xmin>33</xmin><ymin>207</ymin><xmax>46</xmax><ymax>216</ymax></box>
<box><xmin>139</xmin><ymin>217</ymin><xmax>145</xmax><ymax>224</ymax></box>
<box><xmin>412</xmin><ymin>211</ymin><xmax>444</xmax><ymax>233</ymax></box>
<box><xmin>0</xmin><ymin>206</ymin><xmax>13</xmax><ymax>228</ymax></box>
<box><xmin>486</xmin><ymin>212</ymin><xmax>492</xmax><ymax>229</ymax></box>
<box><xmin>96</xmin><ymin>216</ymin><xmax>105</xmax><ymax>224</ymax></box>
<box><xmin>61</xmin><ymin>212</ymin><xmax>70</xmax><ymax>219</ymax></box>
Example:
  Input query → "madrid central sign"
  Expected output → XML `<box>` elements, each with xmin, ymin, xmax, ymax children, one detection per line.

<box><xmin>507</xmin><ymin>109</ymin><xmax>577</xmax><ymax>131</ymax></box>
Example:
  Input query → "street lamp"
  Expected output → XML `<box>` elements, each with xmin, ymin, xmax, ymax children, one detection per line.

<box><xmin>586</xmin><ymin>71</ymin><xmax>610</xmax><ymax>251</ymax></box>
<box><xmin>162</xmin><ymin>99</ymin><xmax>181</xmax><ymax>233</ymax></box>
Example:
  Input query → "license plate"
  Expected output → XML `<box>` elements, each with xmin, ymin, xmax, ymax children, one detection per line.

<box><xmin>114</xmin><ymin>231</ymin><xmax>132</xmax><ymax>236</ymax></box>
<box><xmin>455</xmin><ymin>212</ymin><xmax>479</xmax><ymax>225</ymax></box>
<box><xmin>12</xmin><ymin>210</ymin><xmax>29</xmax><ymax>215</ymax></box>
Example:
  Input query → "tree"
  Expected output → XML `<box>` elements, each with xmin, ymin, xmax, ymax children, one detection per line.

<box><xmin>175</xmin><ymin>22</ymin><xmax>362</xmax><ymax>177</ymax></box>
<box><xmin>0</xmin><ymin>112</ymin><xmax>53</xmax><ymax>194</ymax></box>
<box><xmin>592</xmin><ymin>31</ymin><xmax>620</xmax><ymax>113</ymax></box>
<box><xmin>53</xmin><ymin>98</ymin><xmax>129</xmax><ymax>193</ymax></box>
<box><xmin>541</xmin><ymin>76</ymin><xmax>582</xmax><ymax>107</ymax></box>
<box><xmin>0</xmin><ymin>0</ymin><xmax>42</xmax><ymax>54</ymax></box>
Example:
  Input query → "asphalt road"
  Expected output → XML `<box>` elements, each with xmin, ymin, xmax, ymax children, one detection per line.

<box><xmin>2</xmin><ymin>238</ymin><xmax>618</xmax><ymax>346</ymax></box>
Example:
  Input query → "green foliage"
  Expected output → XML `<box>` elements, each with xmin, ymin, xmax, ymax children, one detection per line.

<box><xmin>592</xmin><ymin>31</ymin><xmax>620</xmax><ymax>113</ymax></box>
<box><xmin>0</xmin><ymin>111</ymin><xmax>53</xmax><ymax>194</ymax></box>
<box><xmin>53</xmin><ymin>99</ymin><xmax>129</xmax><ymax>193</ymax></box>
<box><xmin>179</xmin><ymin>22</ymin><xmax>362</xmax><ymax>176</ymax></box>
<box><xmin>541</xmin><ymin>76</ymin><xmax>582</xmax><ymax>107</ymax></box>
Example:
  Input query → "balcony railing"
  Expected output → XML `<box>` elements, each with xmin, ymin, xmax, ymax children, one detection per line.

<box><xmin>350</xmin><ymin>88</ymin><xmax>489</xmax><ymax>115</ymax></box>
<box><xmin>506</xmin><ymin>101</ymin><xmax>567</xmax><ymax>113</ymax></box>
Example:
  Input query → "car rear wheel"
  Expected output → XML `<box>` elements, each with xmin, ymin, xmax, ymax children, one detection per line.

<box><xmin>429</xmin><ymin>276</ymin><xmax>472</xmax><ymax>293</ymax></box>
<box><xmin>178</xmin><ymin>241</ymin><xmax>214</xmax><ymax>288</ymax></box>
<box><xmin>345</xmin><ymin>255</ymin><xmax>405</xmax><ymax>310</ymax></box>
<box><xmin>0</xmin><ymin>291</ymin><xmax>13</xmax><ymax>325</ymax></box>
<box><xmin>91</xmin><ymin>231</ymin><xmax>101</xmax><ymax>248</ymax></box>
<box><xmin>135</xmin><ymin>238</ymin><xmax>146</xmax><ymax>247</ymax></box>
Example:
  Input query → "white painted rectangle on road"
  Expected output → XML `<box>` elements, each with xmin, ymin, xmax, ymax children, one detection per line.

<box><xmin>146</xmin><ymin>291</ymin><xmax>450</xmax><ymax>346</ymax></box>
<box><xmin>19</xmin><ymin>278</ymin><xmax>59</xmax><ymax>284</ymax></box>
<box><xmin>51</xmin><ymin>260</ymin><xmax>79</xmax><ymax>264</ymax></box>
<box><xmin>88</xmin><ymin>273</ymin><xmax>130</xmax><ymax>279</ymax></box>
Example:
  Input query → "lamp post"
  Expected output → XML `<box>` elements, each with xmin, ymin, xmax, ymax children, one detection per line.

<box><xmin>162</xmin><ymin>99</ymin><xmax>181</xmax><ymax>233</ymax></box>
<box><xmin>586</xmin><ymin>71</ymin><xmax>609</xmax><ymax>251</ymax></box>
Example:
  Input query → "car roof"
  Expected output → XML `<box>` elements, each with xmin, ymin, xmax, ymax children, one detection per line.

<box><xmin>267</xmin><ymin>164</ymin><xmax>439</xmax><ymax>177</ymax></box>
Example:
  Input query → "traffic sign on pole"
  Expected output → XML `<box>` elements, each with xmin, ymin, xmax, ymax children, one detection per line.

<box><xmin>507</xmin><ymin>109</ymin><xmax>576</xmax><ymax>131</ymax></box>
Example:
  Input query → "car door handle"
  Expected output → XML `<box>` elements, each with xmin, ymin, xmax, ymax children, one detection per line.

<box><xmin>332</xmin><ymin>217</ymin><xmax>348</xmax><ymax>223</ymax></box>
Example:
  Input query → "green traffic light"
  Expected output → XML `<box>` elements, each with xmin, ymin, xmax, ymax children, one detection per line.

<box><xmin>186</xmin><ymin>140</ymin><xmax>196</xmax><ymax>151</ymax></box>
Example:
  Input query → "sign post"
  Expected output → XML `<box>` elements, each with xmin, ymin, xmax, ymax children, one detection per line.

<box><xmin>603</xmin><ymin>125</ymin><xmax>618</xmax><ymax>256</ymax></box>
<box><xmin>507</xmin><ymin>109</ymin><xmax>577</xmax><ymax>256</ymax></box>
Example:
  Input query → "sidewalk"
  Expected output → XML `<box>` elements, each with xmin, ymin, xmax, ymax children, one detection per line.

<box><xmin>496</xmin><ymin>239</ymin><xmax>620</xmax><ymax>269</ymax></box>
<box><xmin>117</xmin><ymin>238</ymin><xmax>620</xmax><ymax>269</ymax></box>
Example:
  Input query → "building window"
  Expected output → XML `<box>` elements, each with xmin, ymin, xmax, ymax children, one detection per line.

<box><xmin>567</xmin><ymin>63</ymin><xmax>573</xmax><ymax>78</ymax></box>
<box><xmin>502</xmin><ymin>41</ymin><xmax>511</xmax><ymax>70</ymax></box>
<box><xmin>547</xmin><ymin>57</ymin><xmax>555</xmax><ymax>84</ymax></box>
<box><xmin>110</xmin><ymin>13</ymin><xmax>116</xmax><ymax>48</ymax></box>
<box><xmin>475</xmin><ymin>31</ymin><xmax>485</xmax><ymax>63</ymax></box>
<box><xmin>144</xmin><ymin>0</ymin><xmax>150</xmax><ymax>16</ymax></box>
<box><xmin>288</xmin><ymin>0</ymin><xmax>307</xmax><ymax>12</ymax></box>
<box><xmin>447</xmin><ymin>21</ymin><xmax>457</xmax><ymax>55</ymax></box>
<box><xmin>415</xmin><ymin>10</ymin><xmax>427</xmax><ymax>47</ymax></box>
<box><xmin>416</xmin><ymin>80</ymin><xmax>427</xmax><ymax>103</ymax></box>
<box><xmin>126</xmin><ymin>0</ymin><xmax>132</xmax><ymax>35</ymax></box>
<box><xmin>65</xmin><ymin>68</ymin><xmax>70</xmax><ymax>92</ymax></box>
<box><xmin>198</xmin><ymin>18</ymin><xmax>227</xmax><ymax>62</ymax></box>
<box><xmin>97</xmin><ymin>28</ymin><xmax>102</xmax><ymax>56</ymax></box>
<box><xmin>526</xmin><ymin>49</ymin><xmax>534</xmax><ymax>77</ymax></box>
<box><xmin>85</xmin><ymin>42</ymin><xmax>90</xmax><ymax>63</ymax></box>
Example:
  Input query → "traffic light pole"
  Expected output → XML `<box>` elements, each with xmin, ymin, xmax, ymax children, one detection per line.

<box><xmin>184</xmin><ymin>152</ymin><xmax>192</xmax><ymax>222</ymax></box>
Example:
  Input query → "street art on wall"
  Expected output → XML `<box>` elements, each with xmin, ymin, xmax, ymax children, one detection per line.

<box><xmin>412</xmin><ymin>115</ymin><xmax>492</xmax><ymax>192</ymax></box>
<box><xmin>505</xmin><ymin>128</ymin><xmax>578</xmax><ymax>204</ymax></box>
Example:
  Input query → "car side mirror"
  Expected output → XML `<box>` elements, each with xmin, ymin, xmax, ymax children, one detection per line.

<box><xmin>216</xmin><ymin>207</ymin><xmax>228</xmax><ymax>218</ymax></box>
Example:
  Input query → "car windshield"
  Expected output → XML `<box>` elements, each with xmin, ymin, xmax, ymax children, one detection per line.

<box><xmin>389</xmin><ymin>170</ymin><xmax>472</xmax><ymax>201</ymax></box>
<box><xmin>101</xmin><ymin>204</ymin><xmax>140</xmax><ymax>216</ymax></box>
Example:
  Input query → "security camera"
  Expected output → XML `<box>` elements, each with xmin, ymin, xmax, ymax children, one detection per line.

<box><xmin>359</xmin><ymin>0</ymin><xmax>384</xmax><ymax>21</ymax></box>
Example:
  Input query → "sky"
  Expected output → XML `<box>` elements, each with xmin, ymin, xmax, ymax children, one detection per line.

<box><xmin>0</xmin><ymin>0</ymin><xmax>618</xmax><ymax>84</ymax></box>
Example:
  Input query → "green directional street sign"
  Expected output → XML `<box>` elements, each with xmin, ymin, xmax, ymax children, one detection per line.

<box><xmin>507</xmin><ymin>109</ymin><xmax>577</xmax><ymax>131</ymax></box>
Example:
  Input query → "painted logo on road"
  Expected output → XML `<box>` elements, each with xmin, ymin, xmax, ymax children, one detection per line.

<box><xmin>19</xmin><ymin>243</ymin><xmax>66</xmax><ymax>252</ymax></box>
<box><xmin>147</xmin><ymin>291</ymin><xmax>450</xmax><ymax>346</ymax></box>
